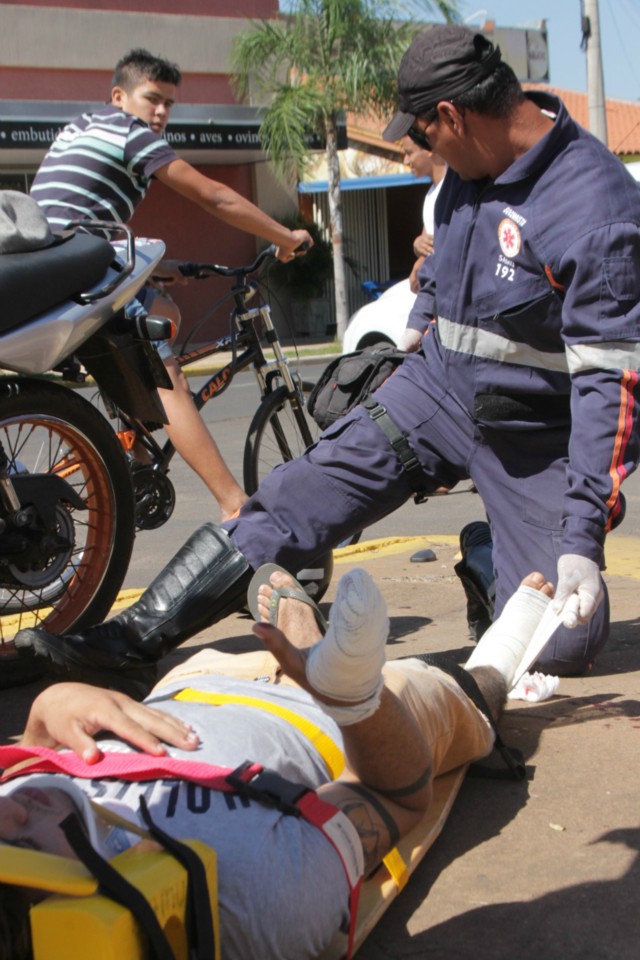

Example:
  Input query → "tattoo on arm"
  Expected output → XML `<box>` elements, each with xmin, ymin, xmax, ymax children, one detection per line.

<box><xmin>334</xmin><ymin>783</ymin><xmax>401</xmax><ymax>874</ymax></box>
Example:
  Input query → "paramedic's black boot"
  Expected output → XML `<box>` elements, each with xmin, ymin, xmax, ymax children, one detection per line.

<box><xmin>454</xmin><ymin>521</ymin><xmax>496</xmax><ymax>643</ymax></box>
<box><xmin>15</xmin><ymin>523</ymin><xmax>252</xmax><ymax>698</ymax></box>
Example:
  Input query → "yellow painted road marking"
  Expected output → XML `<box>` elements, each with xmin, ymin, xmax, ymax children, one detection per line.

<box><xmin>334</xmin><ymin>535</ymin><xmax>458</xmax><ymax>562</ymax></box>
<box><xmin>603</xmin><ymin>535</ymin><xmax>640</xmax><ymax>578</ymax></box>
<box><xmin>337</xmin><ymin>534</ymin><xmax>640</xmax><ymax>579</ymax></box>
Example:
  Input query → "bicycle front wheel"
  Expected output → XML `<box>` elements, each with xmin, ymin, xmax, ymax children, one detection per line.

<box><xmin>243</xmin><ymin>381</ymin><xmax>318</xmax><ymax>494</ymax></box>
<box><xmin>243</xmin><ymin>380</ymin><xmax>337</xmax><ymax>601</ymax></box>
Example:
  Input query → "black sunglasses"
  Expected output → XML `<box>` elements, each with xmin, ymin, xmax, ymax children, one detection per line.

<box><xmin>407</xmin><ymin>125</ymin><xmax>433</xmax><ymax>151</ymax></box>
<box><xmin>407</xmin><ymin>107</ymin><xmax>441</xmax><ymax>151</ymax></box>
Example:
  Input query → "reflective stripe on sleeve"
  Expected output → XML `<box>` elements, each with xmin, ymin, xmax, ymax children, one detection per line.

<box><xmin>438</xmin><ymin>317</ymin><xmax>640</xmax><ymax>376</ymax></box>
<box><xmin>566</xmin><ymin>341</ymin><xmax>640</xmax><ymax>374</ymax></box>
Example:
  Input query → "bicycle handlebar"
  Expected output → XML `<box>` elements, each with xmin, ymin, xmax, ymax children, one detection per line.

<box><xmin>177</xmin><ymin>239</ymin><xmax>310</xmax><ymax>280</ymax></box>
<box><xmin>178</xmin><ymin>244</ymin><xmax>278</xmax><ymax>280</ymax></box>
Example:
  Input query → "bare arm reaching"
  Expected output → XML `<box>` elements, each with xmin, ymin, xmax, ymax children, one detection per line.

<box><xmin>156</xmin><ymin>159</ymin><xmax>312</xmax><ymax>261</ymax></box>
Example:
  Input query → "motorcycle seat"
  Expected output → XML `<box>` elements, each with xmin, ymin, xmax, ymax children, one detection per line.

<box><xmin>0</xmin><ymin>232</ymin><xmax>116</xmax><ymax>335</ymax></box>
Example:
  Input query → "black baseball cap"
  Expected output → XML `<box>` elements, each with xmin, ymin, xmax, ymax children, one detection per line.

<box><xmin>383</xmin><ymin>24</ymin><xmax>502</xmax><ymax>142</ymax></box>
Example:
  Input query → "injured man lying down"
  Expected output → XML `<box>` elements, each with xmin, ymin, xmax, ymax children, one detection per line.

<box><xmin>0</xmin><ymin>565</ymin><xmax>554</xmax><ymax>960</ymax></box>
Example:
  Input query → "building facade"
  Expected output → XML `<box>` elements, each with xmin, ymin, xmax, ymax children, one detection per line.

<box><xmin>3</xmin><ymin>6</ymin><xmax>637</xmax><ymax>336</ymax></box>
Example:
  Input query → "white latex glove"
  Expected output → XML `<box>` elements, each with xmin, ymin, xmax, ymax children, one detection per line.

<box><xmin>399</xmin><ymin>327</ymin><xmax>423</xmax><ymax>352</ymax></box>
<box><xmin>552</xmin><ymin>554</ymin><xmax>604</xmax><ymax>627</ymax></box>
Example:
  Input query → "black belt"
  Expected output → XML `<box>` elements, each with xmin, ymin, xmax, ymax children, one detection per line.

<box><xmin>363</xmin><ymin>397</ymin><xmax>430</xmax><ymax>504</ymax></box>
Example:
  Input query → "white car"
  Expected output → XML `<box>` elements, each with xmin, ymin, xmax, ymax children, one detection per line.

<box><xmin>342</xmin><ymin>279</ymin><xmax>416</xmax><ymax>353</ymax></box>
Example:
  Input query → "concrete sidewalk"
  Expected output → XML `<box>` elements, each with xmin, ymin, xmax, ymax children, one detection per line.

<box><xmin>2</xmin><ymin>536</ymin><xmax>638</xmax><ymax>959</ymax></box>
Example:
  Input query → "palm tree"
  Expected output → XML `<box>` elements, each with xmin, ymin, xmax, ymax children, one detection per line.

<box><xmin>231</xmin><ymin>0</ymin><xmax>459</xmax><ymax>342</ymax></box>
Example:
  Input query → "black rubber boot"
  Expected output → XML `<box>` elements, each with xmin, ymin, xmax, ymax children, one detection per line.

<box><xmin>454</xmin><ymin>521</ymin><xmax>496</xmax><ymax>642</ymax></box>
<box><xmin>15</xmin><ymin>523</ymin><xmax>252</xmax><ymax>697</ymax></box>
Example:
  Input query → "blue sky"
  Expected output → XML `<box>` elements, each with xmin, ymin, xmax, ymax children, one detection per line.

<box><xmin>448</xmin><ymin>0</ymin><xmax>640</xmax><ymax>101</ymax></box>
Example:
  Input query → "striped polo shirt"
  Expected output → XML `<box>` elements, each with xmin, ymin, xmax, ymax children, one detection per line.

<box><xmin>31</xmin><ymin>104</ymin><xmax>177</xmax><ymax>228</ymax></box>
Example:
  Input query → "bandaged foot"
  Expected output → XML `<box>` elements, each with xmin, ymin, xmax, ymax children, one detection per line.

<box><xmin>253</xmin><ymin>567</ymin><xmax>389</xmax><ymax>726</ymax></box>
<box><xmin>306</xmin><ymin>569</ymin><xmax>389</xmax><ymax>725</ymax></box>
<box><xmin>464</xmin><ymin>572</ymin><xmax>554</xmax><ymax>689</ymax></box>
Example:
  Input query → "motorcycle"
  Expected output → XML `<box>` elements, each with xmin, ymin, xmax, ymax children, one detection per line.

<box><xmin>0</xmin><ymin>218</ymin><xmax>170</xmax><ymax>687</ymax></box>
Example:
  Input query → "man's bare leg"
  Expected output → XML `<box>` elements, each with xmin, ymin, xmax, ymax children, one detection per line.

<box><xmin>132</xmin><ymin>290</ymin><xmax>248</xmax><ymax>522</ymax></box>
<box><xmin>253</xmin><ymin>568</ymin><xmax>432</xmax><ymax>874</ymax></box>
<box><xmin>254</xmin><ymin>568</ymin><xmax>556</xmax><ymax>875</ymax></box>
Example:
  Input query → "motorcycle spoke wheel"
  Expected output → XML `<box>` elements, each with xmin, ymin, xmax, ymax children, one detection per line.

<box><xmin>0</xmin><ymin>381</ymin><xmax>135</xmax><ymax>686</ymax></box>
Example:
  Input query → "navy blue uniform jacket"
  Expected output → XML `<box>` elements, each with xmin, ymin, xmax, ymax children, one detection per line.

<box><xmin>409</xmin><ymin>91</ymin><xmax>640</xmax><ymax>565</ymax></box>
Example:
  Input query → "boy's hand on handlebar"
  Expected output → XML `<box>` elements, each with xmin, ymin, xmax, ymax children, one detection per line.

<box><xmin>275</xmin><ymin>229</ymin><xmax>314</xmax><ymax>262</ymax></box>
<box><xmin>20</xmin><ymin>683</ymin><xmax>200</xmax><ymax>763</ymax></box>
<box><xmin>152</xmin><ymin>258</ymin><xmax>190</xmax><ymax>286</ymax></box>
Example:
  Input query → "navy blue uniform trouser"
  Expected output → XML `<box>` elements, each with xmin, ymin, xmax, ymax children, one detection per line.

<box><xmin>225</xmin><ymin>351</ymin><xmax>609</xmax><ymax>675</ymax></box>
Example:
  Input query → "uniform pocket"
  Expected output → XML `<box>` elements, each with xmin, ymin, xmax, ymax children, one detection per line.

<box><xmin>479</xmin><ymin>291</ymin><xmax>561</xmax><ymax>351</ymax></box>
<box><xmin>602</xmin><ymin>257</ymin><xmax>638</xmax><ymax>302</ymax></box>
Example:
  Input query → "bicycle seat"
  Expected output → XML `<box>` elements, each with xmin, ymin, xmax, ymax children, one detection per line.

<box><xmin>0</xmin><ymin>232</ymin><xmax>115</xmax><ymax>335</ymax></box>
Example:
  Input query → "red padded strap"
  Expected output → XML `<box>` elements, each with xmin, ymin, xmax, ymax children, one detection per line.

<box><xmin>0</xmin><ymin>745</ymin><xmax>362</xmax><ymax>958</ymax></box>
<box><xmin>0</xmin><ymin>745</ymin><xmax>262</xmax><ymax>790</ymax></box>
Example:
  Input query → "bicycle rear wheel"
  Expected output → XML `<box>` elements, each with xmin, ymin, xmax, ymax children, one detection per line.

<box><xmin>242</xmin><ymin>380</ymin><xmax>362</xmax><ymax>600</ymax></box>
<box><xmin>243</xmin><ymin>380</ymin><xmax>338</xmax><ymax>600</ymax></box>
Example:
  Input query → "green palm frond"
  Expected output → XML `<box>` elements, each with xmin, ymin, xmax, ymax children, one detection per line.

<box><xmin>230</xmin><ymin>19</ymin><xmax>291</xmax><ymax>100</ymax></box>
<box><xmin>231</xmin><ymin>0</ymin><xmax>460</xmax><ymax>147</ymax></box>
<box><xmin>260</xmin><ymin>82</ymin><xmax>328</xmax><ymax>181</ymax></box>
<box><xmin>230</xmin><ymin>0</ymin><xmax>462</xmax><ymax>339</ymax></box>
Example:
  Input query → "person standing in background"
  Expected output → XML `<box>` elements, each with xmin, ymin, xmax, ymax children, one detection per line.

<box><xmin>400</xmin><ymin>137</ymin><xmax>447</xmax><ymax>295</ymax></box>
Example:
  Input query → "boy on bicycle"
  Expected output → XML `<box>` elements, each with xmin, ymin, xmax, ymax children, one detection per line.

<box><xmin>31</xmin><ymin>48</ymin><xmax>311</xmax><ymax>522</ymax></box>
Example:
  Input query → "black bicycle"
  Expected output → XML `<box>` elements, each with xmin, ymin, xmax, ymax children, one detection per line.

<box><xmin>107</xmin><ymin>244</ymin><xmax>320</xmax><ymax>532</ymax></box>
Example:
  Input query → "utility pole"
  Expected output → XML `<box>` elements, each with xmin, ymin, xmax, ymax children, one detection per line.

<box><xmin>582</xmin><ymin>0</ymin><xmax>608</xmax><ymax>144</ymax></box>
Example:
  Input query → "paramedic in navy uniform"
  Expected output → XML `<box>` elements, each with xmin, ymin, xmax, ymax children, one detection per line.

<box><xmin>16</xmin><ymin>25</ymin><xmax>640</xmax><ymax>687</ymax></box>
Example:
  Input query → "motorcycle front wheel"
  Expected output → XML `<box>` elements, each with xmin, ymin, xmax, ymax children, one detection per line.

<box><xmin>0</xmin><ymin>379</ymin><xmax>135</xmax><ymax>687</ymax></box>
